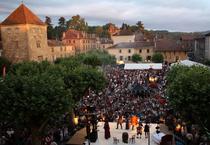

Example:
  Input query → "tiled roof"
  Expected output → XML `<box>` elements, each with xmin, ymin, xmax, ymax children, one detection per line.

<box><xmin>112</xmin><ymin>29</ymin><xmax>134</xmax><ymax>36</ymax></box>
<box><xmin>1</xmin><ymin>4</ymin><xmax>45</xmax><ymax>26</ymax></box>
<box><xmin>63</xmin><ymin>29</ymin><xmax>83</xmax><ymax>39</ymax></box>
<box><xmin>109</xmin><ymin>42</ymin><xmax>153</xmax><ymax>49</ymax></box>
<box><xmin>154</xmin><ymin>39</ymin><xmax>188</xmax><ymax>52</ymax></box>
<box><xmin>48</xmin><ymin>40</ymin><xmax>67</xmax><ymax>47</ymax></box>
<box><xmin>180</xmin><ymin>35</ymin><xmax>194</xmax><ymax>41</ymax></box>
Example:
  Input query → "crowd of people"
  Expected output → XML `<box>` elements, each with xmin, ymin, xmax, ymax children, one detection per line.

<box><xmin>77</xmin><ymin>65</ymin><xmax>169</xmax><ymax>124</ymax></box>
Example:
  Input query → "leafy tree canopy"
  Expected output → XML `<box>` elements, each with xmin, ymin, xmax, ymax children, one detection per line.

<box><xmin>152</xmin><ymin>53</ymin><xmax>164</xmax><ymax>63</ymax></box>
<box><xmin>166</xmin><ymin>65</ymin><xmax>210</xmax><ymax>136</ymax></box>
<box><xmin>132</xmin><ymin>54</ymin><xmax>142</xmax><ymax>63</ymax></box>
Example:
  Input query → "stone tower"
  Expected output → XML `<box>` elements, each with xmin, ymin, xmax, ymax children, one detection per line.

<box><xmin>0</xmin><ymin>4</ymin><xmax>49</xmax><ymax>63</ymax></box>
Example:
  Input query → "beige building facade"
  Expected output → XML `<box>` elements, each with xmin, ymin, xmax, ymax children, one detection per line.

<box><xmin>154</xmin><ymin>39</ymin><xmax>188</xmax><ymax>63</ymax></box>
<box><xmin>107</xmin><ymin>42</ymin><xmax>154</xmax><ymax>62</ymax></box>
<box><xmin>62</xmin><ymin>29</ymin><xmax>98</xmax><ymax>54</ymax></box>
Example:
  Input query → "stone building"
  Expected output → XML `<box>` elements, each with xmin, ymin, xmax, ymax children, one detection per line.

<box><xmin>62</xmin><ymin>29</ymin><xmax>98</xmax><ymax>54</ymax></box>
<box><xmin>205</xmin><ymin>33</ymin><xmax>210</xmax><ymax>60</ymax></box>
<box><xmin>0</xmin><ymin>4</ymin><xmax>74</xmax><ymax>63</ymax></box>
<box><xmin>111</xmin><ymin>29</ymin><xmax>135</xmax><ymax>45</ymax></box>
<box><xmin>154</xmin><ymin>39</ymin><xmax>188</xmax><ymax>63</ymax></box>
<box><xmin>107</xmin><ymin>42</ymin><xmax>154</xmax><ymax>62</ymax></box>
<box><xmin>48</xmin><ymin>40</ymin><xmax>75</xmax><ymax>61</ymax></box>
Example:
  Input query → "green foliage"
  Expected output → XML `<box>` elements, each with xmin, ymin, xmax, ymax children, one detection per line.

<box><xmin>45</xmin><ymin>16</ymin><xmax>55</xmax><ymax>39</ymax></box>
<box><xmin>83</xmin><ymin>54</ymin><xmax>102</xmax><ymax>67</ymax></box>
<box><xmin>64</xmin><ymin>66</ymin><xmax>106</xmax><ymax>101</ymax></box>
<box><xmin>152</xmin><ymin>53</ymin><xmax>164</xmax><ymax>63</ymax></box>
<box><xmin>86</xmin><ymin>50</ymin><xmax>116</xmax><ymax>65</ymax></box>
<box><xmin>67</xmin><ymin>15</ymin><xmax>88</xmax><ymax>31</ymax></box>
<box><xmin>132</xmin><ymin>54</ymin><xmax>142</xmax><ymax>63</ymax></box>
<box><xmin>166</xmin><ymin>65</ymin><xmax>210</xmax><ymax>136</ymax></box>
<box><xmin>0</xmin><ymin>61</ymin><xmax>73</xmax><ymax>128</ymax></box>
<box><xmin>204</xmin><ymin>59</ymin><xmax>210</xmax><ymax>66</ymax></box>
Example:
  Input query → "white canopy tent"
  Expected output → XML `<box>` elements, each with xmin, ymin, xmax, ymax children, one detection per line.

<box><xmin>124</xmin><ymin>63</ymin><xmax>163</xmax><ymax>70</ymax></box>
<box><xmin>171</xmin><ymin>60</ymin><xmax>206</xmax><ymax>67</ymax></box>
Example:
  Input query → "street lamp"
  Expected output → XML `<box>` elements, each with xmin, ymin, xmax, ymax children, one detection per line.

<box><xmin>74</xmin><ymin>116</ymin><xmax>79</xmax><ymax>126</ymax></box>
<box><xmin>149</xmin><ymin>76</ymin><xmax>157</xmax><ymax>83</ymax></box>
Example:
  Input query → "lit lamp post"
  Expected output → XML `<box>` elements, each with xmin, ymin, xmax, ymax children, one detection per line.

<box><xmin>149</xmin><ymin>76</ymin><xmax>158</xmax><ymax>83</ymax></box>
<box><xmin>74</xmin><ymin>116</ymin><xmax>79</xmax><ymax>126</ymax></box>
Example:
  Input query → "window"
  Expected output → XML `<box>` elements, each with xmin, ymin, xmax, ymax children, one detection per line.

<box><xmin>36</xmin><ymin>41</ymin><xmax>41</xmax><ymax>48</ymax></box>
<box><xmin>14</xmin><ymin>41</ymin><xmax>19</xmax><ymax>48</ymax></box>
<box><xmin>128</xmin><ymin>49</ymin><xmax>131</xmax><ymax>53</ymax></box>
<box><xmin>139</xmin><ymin>49</ymin><xmax>142</xmax><ymax>53</ymax></box>
<box><xmin>15</xmin><ymin>28</ymin><xmax>19</xmax><ymax>34</ymax></box>
<box><xmin>38</xmin><ymin>56</ymin><xmax>43</xmax><ymax>61</ymax></box>
<box><xmin>73</xmin><ymin>40</ymin><xmax>75</xmax><ymax>43</ymax></box>
<box><xmin>128</xmin><ymin>56</ymin><xmax>131</xmax><ymax>61</ymax></box>
<box><xmin>7</xmin><ymin>28</ymin><xmax>11</xmax><ymax>34</ymax></box>
<box><xmin>147</xmin><ymin>49</ymin><xmax>150</xmax><ymax>53</ymax></box>
<box><xmin>119</xmin><ymin>49</ymin><xmax>122</xmax><ymax>53</ymax></box>
<box><xmin>51</xmin><ymin>47</ymin><xmax>54</xmax><ymax>52</ymax></box>
<box><xmin>176</xmin><ymin>56</ymin><xmax>179</xmax><ymax>62</ymax></box>
<box><xmin>60</xmin><ymin>47</ymin><xmax>63</xmax><ymax>51</ymax></box>
<box><xmin>120</xmin><ymin>56</ymin><xmax>123</xmax><ymax>60</ymax></box>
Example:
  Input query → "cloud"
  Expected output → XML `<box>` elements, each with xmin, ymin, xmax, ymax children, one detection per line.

<box><xmin>0</xmin><ymin>0</ymin><xmax>210</xmax><ymax>32</ymax></box>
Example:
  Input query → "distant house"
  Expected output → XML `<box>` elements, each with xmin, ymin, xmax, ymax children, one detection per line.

<box><xmin>98</xmin><ymin>38</ymin><xmax>113</xmax><ymax>50</ymax></box>
<box><xmin>107</xmin><ymin>42</ymin><xmax>154</xmax><ymax>62</ymax></box>
<box><xmin>111</xmin><ymin>29</ymin><xmax>135</xmax><ymax>45</ymax></box>
<box><xmin>193</xmin><ymin>32</ymin><xmax>210</xmax><ymax>62</ymax></box>
<box><xmin>194</xmin><ymin>36</ymin><xmax>205</xmax><ymax>62</ymax></box>
<box><xmin>154</xmin><ymin>39</ymin><xmax>188</xmax><ymax>63</ymax></box>
<box><xmin>205</xmin><ymin>33</ymin><xmax>210</xmax><ymax>60</ymax></box>
<box><xmin>62</xmin><ymin>29</ymin><xmax>98</xmax><ymax>54</ymax></box>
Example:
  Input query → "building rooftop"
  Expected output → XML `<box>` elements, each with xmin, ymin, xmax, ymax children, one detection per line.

<box><xmin>180</xmin><ymin>35</ymin><xmax>194</xmax><ymax>41</ymax></box>
<box><xmin>154</xmin><ymin>39</ymin><xmax>188</xmax><ymax>52</ymax></box>
<box><xmin>48</xmin><ymin>40</ymin><xmax>69</xmax><ymax>47</ymax></box>
<box><xmin>112</xmin><ymin>29</ymin><xmax>134</xmax><ymax>36</ymax></box>
<box><xmin>109</xmin><ymin>42</ymin><xmax>154</xmax><ymax>49</ymax></box>
<box><xmin>1</xmin><ymin>4</ymin><xmax>45</xmax><ymax>26</ymax></box>
<box><xmin>63</xmin><ymin>29</ymin><xmax>96</xmax><ymax>40</ymax></box>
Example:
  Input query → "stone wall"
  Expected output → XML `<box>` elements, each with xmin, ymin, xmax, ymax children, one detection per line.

<box><xmin>1</xmin><ymin>24</ymin><xmax>30</xmax><ymax>63</ymax></box>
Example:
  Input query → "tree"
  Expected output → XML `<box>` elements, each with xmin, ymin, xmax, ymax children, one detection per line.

<box><xmin>132</xmin><ymin>54</ymin><xmax>142</xmax><ymax>63</ymax></box>
<box><xmin>166</xmin><ymin>65</ymin><xmax>210</xmax><ymax>137</ymax></box>
<box><xmin>0</xmin><ymin>61</ymin><xmax>73</xmax><ymax>145</ymax></box>
<box><xmin>45</xmin><ymin>16</ymin><xmax>55</xmax><ymax>39</ymax></box>
<box><xmin>56</xmin><ymin>17</ymin><xmax>67</xmax><ymax>40</ymax></box>
<box><xmin>67</xmin><ymin>15</ymin><xmax>88</xmax><ymax>31</ymax></box>
<box><xmin>152</xmin><ymin>53</ymin><xmax>164</xmax><ymax>63</ymax></box>
<box><xmin>64</xmin><ymin>66</ymin><xmax>106</xmax><ymax>101</ymax></box>
<box><xmin>83</xmin><ymin>54</ymin><xmax>102</xmax><ymax>67</ymax></box>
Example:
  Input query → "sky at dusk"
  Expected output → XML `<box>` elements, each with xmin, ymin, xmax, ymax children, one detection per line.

<box><xmin>1</xmin><ymin>0</ymin><xmax>210</xmax><ymax>32</ymax></box>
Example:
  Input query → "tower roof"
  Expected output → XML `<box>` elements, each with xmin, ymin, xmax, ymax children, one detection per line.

<box><xmin>1</xmin><ymin>4</ymin><xmax>45</xmax><ymax>26</ymax></box>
